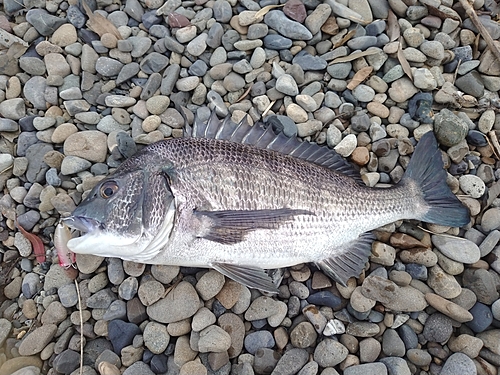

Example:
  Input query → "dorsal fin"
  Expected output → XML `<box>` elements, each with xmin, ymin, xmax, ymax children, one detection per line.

<box><xmin>184</xmin><ymin>109</ymin><xmax>362</xmax><ymax>182</ymax></box>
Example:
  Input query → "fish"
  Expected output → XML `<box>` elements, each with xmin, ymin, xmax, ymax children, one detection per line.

<box><xmin>62</xmin><ymin>111</ymin><xmax>470</xmax><ymax>293</ymax></box>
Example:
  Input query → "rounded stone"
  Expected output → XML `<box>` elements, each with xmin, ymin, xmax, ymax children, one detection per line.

<box><xmin>64</xmin><ymin>131</ymin><xmax>108</xmax><ymax>163</ymax></box>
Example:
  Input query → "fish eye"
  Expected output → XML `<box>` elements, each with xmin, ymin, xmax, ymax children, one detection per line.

<box><xmin>100</xmin><ymin>181</ymin><xmax>119</xmax><ymax>199</ymax></box>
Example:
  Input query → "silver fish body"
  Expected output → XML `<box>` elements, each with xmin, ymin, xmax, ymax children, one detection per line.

<box><xmin>65</xmin><ymin>113</ymin><xmax>470</xmax><ymax>292</ymax></box>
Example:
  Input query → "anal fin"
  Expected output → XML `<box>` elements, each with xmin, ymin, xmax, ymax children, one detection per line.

<box><xmin>316</xmin><ymin>232</ymin><xmax>375</xmax><ymax>286</ymax></box>
<box><xmin>211</xmin><ymin>262</ymin><xmax>279</xmax><ymax>293</ymax></box>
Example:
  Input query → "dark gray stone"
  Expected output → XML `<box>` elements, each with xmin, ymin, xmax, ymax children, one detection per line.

<box><xmin>26</xmin><ymin>9</ymin><xmax>67</xmax><ymax>36</ymax></box>
<box><xmin>108</xmin><ymin>320</ymin><xmax>142</xmax><ymax>354</ymax></box>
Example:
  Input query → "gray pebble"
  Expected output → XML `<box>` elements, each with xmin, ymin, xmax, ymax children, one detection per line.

<box><xmin>244</xmin><ymin>330</ymin><xmax>275</xmax><ymax>355</ymax></box>
<box><xmin>21</xmin><ymin>273</ymin><xmax>41</xmax><ymax>299</ymax></box>
<box><xmin>432</xmin><ymin>235</ymin><xmax>480</xmax><ymax>264</ymax></box>
<box><xmin>118</xmin><ymin>277</ymin><xmax>138</xmax><ymax>300</ymax></box>
<box><xmin>103</xmin><ymin>300</ymin><xmax>127</xmax><ymax>321</ymax></box>
<box><xmin>264</xmin><ymin>11</ymin><xmax>312</xmax><ymax>40</ymax></box>
<box><xmin>382</xmin><ymin>329</ymin><xmax>405</xmax><ymax>357</ymax></box>
<box><xmin>344</xmin><ymin>363</ymin><xmax>388</xmax><ymax>375</ymax></box>
<box><xmin>86</xmin><ymin>288</ymin><xmax>117</xmax><ymax>309</ymax></box>
<box><xmin>379</xmin><ymin>357</ymin><xmax>411</xmax><ymax>375</ymax></box>
<box><xmin>313</xmin><ymin>339</ymin><xmax>348</xmax><ymax>367</ymax></box>
<box><xmin>254</xmin><ymin>348</ymin><xmax>280</xmax><ymax>374</ymax></box>
<box><xmin>26</xmin><ymin>9</ymin><xmax>67</xmax><ymax>36</ymax></box>
<box><xmin>423</xmin><ymin>313</ymin><xmax>453</xmax><ymax>342</ymax></box>
<box><xmin>440</xmin><ymin>353</ymin><xmax>477</xmax><ymax>375</ymax></box>
<box><xmin>347</xmin><ymin>36</ymin><xmax>378</xmax><ymax>50</ymax></box>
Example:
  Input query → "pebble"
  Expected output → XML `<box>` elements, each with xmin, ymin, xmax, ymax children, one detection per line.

<box><xmin>344</xmin><ymin>363</ymin><xmax>387</xmax><ymax>375</ymax></box>
<box><xmin>440</xmin><ymin>353</ymin><xmax>477</xmax><ymax>375</ymax></box>
<box><xmin>19</xmin><ymin>324</ymin><xmax>57</xmax><ymax>356</ymax></box>
<box><xmin>198</xmin><ymin>325</ymin><xmax>232</xmax><ymax>353</ymax></box>
<box><xmin>425</xmin><ymin>293</ymin><xmax>473</xmax><ymax>323</ymax></box>
<box><xmin>466</xmin><ymin>302</ymin><xmax>494</xmax><ymax>333</ymax></box>
<box><xmin>361</xmin><ymin>276</ymin><xmax>428</xmax><ymax>312</ymax></box>
<box><xmin>108</xmin><ymin>320</ymin><xmax>141</xmax><ymax>354</ymax></box>
<box><xmin>313</xmin><ymin>339</ymin><xmax>348</xmax><ymax>367</ymax></box>
<box><xmin>480</xmin><ymin>207</ymin><xmax>500</xmax><ymax>232</ymax></box>
<box><xmin>146</xmin><ymin>281</ymin><xmax>200</xmax><ymax>323</ymax></box>
<box><xmin>432</xmin><ymin>235</ymin><xmax>480</xmax><ymax>264</ymax></box>
<box><xmin>264</xmin><ymin>11</ymin><xmax>312</xmax><ymax>40</ymax></box>
<box><xmin>244</xmin><ymin>330</ymin><xmax>275</xmax><ymax>354</ymax></box>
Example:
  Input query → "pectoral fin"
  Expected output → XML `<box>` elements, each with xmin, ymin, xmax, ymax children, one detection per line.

<box><xmin>316</xmin><ymin>232</ymin><xmax>375</xmax><ymax>287</ymax></box>
<box><xmin>211</xmin><ymin>262</ymin><xmax>279</xmax><ymax>293</ymax></box>
<box><xmin>194</xmin><ymin>208</ymin><xmax>313</xmax><ymax>244</ymax></box>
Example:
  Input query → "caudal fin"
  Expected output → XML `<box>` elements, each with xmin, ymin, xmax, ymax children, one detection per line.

<box><xmin>402</xmin><ymin>132</ymin><xmax>470</xmax><ymax>227</ymax></box>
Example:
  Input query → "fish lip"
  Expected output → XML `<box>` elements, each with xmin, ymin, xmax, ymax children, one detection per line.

<box><xmin>61</xmin><ymin>216</ymin><xmax>102</xmax><ymax>233</ymax></box>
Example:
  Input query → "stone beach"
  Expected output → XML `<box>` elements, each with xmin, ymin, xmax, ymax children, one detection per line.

<box><xmin>0</xmin><ymin>0</ymin><xmax>499</xmax><ymax>374</ymax></box>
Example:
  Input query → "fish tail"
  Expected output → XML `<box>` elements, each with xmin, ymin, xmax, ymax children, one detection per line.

<box><xmin>402</xmin><ymin>132</ymin><xmax>470</xmax><ymax>227</ymax></box>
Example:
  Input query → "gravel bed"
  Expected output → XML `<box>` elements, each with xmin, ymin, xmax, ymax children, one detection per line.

<box><xmin>0</xmin><ymin>0</ymin><xmax>499</xmax><ymax>374</ymax></box>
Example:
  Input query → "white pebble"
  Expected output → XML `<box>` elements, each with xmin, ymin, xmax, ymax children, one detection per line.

<box><xmin>459</xmin><ymin>175</ymin><xmax>486</xmax><ymax>199</ymax></box>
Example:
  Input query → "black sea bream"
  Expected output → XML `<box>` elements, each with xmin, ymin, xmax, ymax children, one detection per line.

<box><xmin>63</xmin><ymin>112</ymin><xmax>470</xmax><ymax>293</ymax></box>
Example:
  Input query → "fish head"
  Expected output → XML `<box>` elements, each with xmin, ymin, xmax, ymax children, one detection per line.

<box><xmin>64</xmin><ymin>160</ymin><xmax>176</xmax><ymax>261</ymax></box>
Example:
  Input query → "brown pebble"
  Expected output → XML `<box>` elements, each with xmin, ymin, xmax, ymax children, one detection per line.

<box><xmin>22</xmin><ymin>299</ymin><xmax>38</xmax><ymax>319</ymax></box>
<box><xmin>290</xmin><ymin>264</ymin><xmax>311</xmax><ymax>282</ymax></box>
<box><xmin>321</xmin><ymin>17</ymin><xmax>339</xmax><ymax>34</ymax></box>
<box><xmin>351</xmin><ymin>147</ymin><xmax>369</xmax><ymax>166</ymax></box>
<box><xmin>0</xmin><ymin>356</ymin><xmax>43</xmax><ymax>375</ymax></box>
<box><xmin>390</xmin><ymin>233</ymin><xmax>427</xmax><ymax>249</ymax></box>
<box><xmin>367</xmin><ymin>102</ymin><xmax>390</xmax><ymax>118</ymax></box>
<box><xmin>425</xmin><ymin>293</ymin><xmax>473</xmax><ymax>323</ymax></box>
<box><xmin>101</xmin><ymin>33</ymin><xmax>118</xmax><ymax>49</ymax></box>
<box><xmin>274</xmin><ymin>326</ymin><xmax>289</xmax><ymax>350</ymax></box>
<box><xmin>311</xmin><ymin>271</ymin><xmax>332</xmax><ymax>289</ymax></box>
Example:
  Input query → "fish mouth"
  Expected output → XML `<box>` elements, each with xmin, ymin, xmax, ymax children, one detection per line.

<box><xmin>61</xmin><ymin>216</ymin><xmax>103</xmax><ymax>233</ymax></box>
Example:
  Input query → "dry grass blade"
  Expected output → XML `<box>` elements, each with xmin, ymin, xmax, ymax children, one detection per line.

<box><xmin>254</xmin><ymin>4</ymin><xmax>283</xmax><ymax>19</ymax></box>
<box><xmin>333</xmin><ymin>29</ymin><xmax>356</xmax><ymax>48</ymax></box>
<box><xmin>330</xmin><ymin>49</ymin><xmax>378</xmax><ymax>64</ymax></box>
<box><xmin>458</xmin><ymin>0</ymin><xmax>500</xmax><ymax>62</ymax></box>
<box><xmin>397</xmin><ymin>38</ymin><xmax>413</xmax><ymax>81</ymax></box>
<box><xmin>417</xmin><ymin>225</ymin><xmax>467</xmax><ymax>240</ymax></box>
<box><xmin>82</xmin><ymin>1</ymin><xmax>122</xmax><ymax>40</ymax></box>
<box><xmin>387</xmin><ymin>10</ymin><xmax>400</xmax><ymax>42</ymax></box>
<box><xmin>347</xmin><ymin>66</ymin><xmax>373</xmax><ymax>90</ymax></box>
<box><xmin>488</xmin><ymin>130</ymin><xmax>500</xmax><ymax>160</ymax></box>
<box><xmin>75</xmin><ymin>279</ymin><xmax>83</xmax><ymax>375</ymax></box>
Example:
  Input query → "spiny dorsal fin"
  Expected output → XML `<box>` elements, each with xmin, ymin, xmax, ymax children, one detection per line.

<box><xmin>184</xmin><ymin>109</ymin><xmax>362</xmax><ymax>182</ymax></box>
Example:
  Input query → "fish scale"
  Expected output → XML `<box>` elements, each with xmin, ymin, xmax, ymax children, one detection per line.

<box><xmin>64</xmin><ymin>113</ymin><xmax>470</xmax><ymax>293</ymax></box>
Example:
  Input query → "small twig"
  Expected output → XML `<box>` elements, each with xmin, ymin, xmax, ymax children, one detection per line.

<box><xmin>261</xmin><ymin>100</ymin><xmax>276</xmax><ymax>118</ymax></box>
<box><xmin>235</xmin><ymin>84</ymin><xmax>253</xmax><ymax>103</ymax></box>
<box><xmin>458</xmin><ymin>0</ymin><xmax>500</xmax><ymax>61</ymax></box>
<box><xmin>452</xmin><ymin>59</ymin><xmax>462</xmax><ymax>84</ymax></box>
<box><xmin>75</xmin><ymin>279</ymin><xmax>83</xmax><ymax>375</ymax></box>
